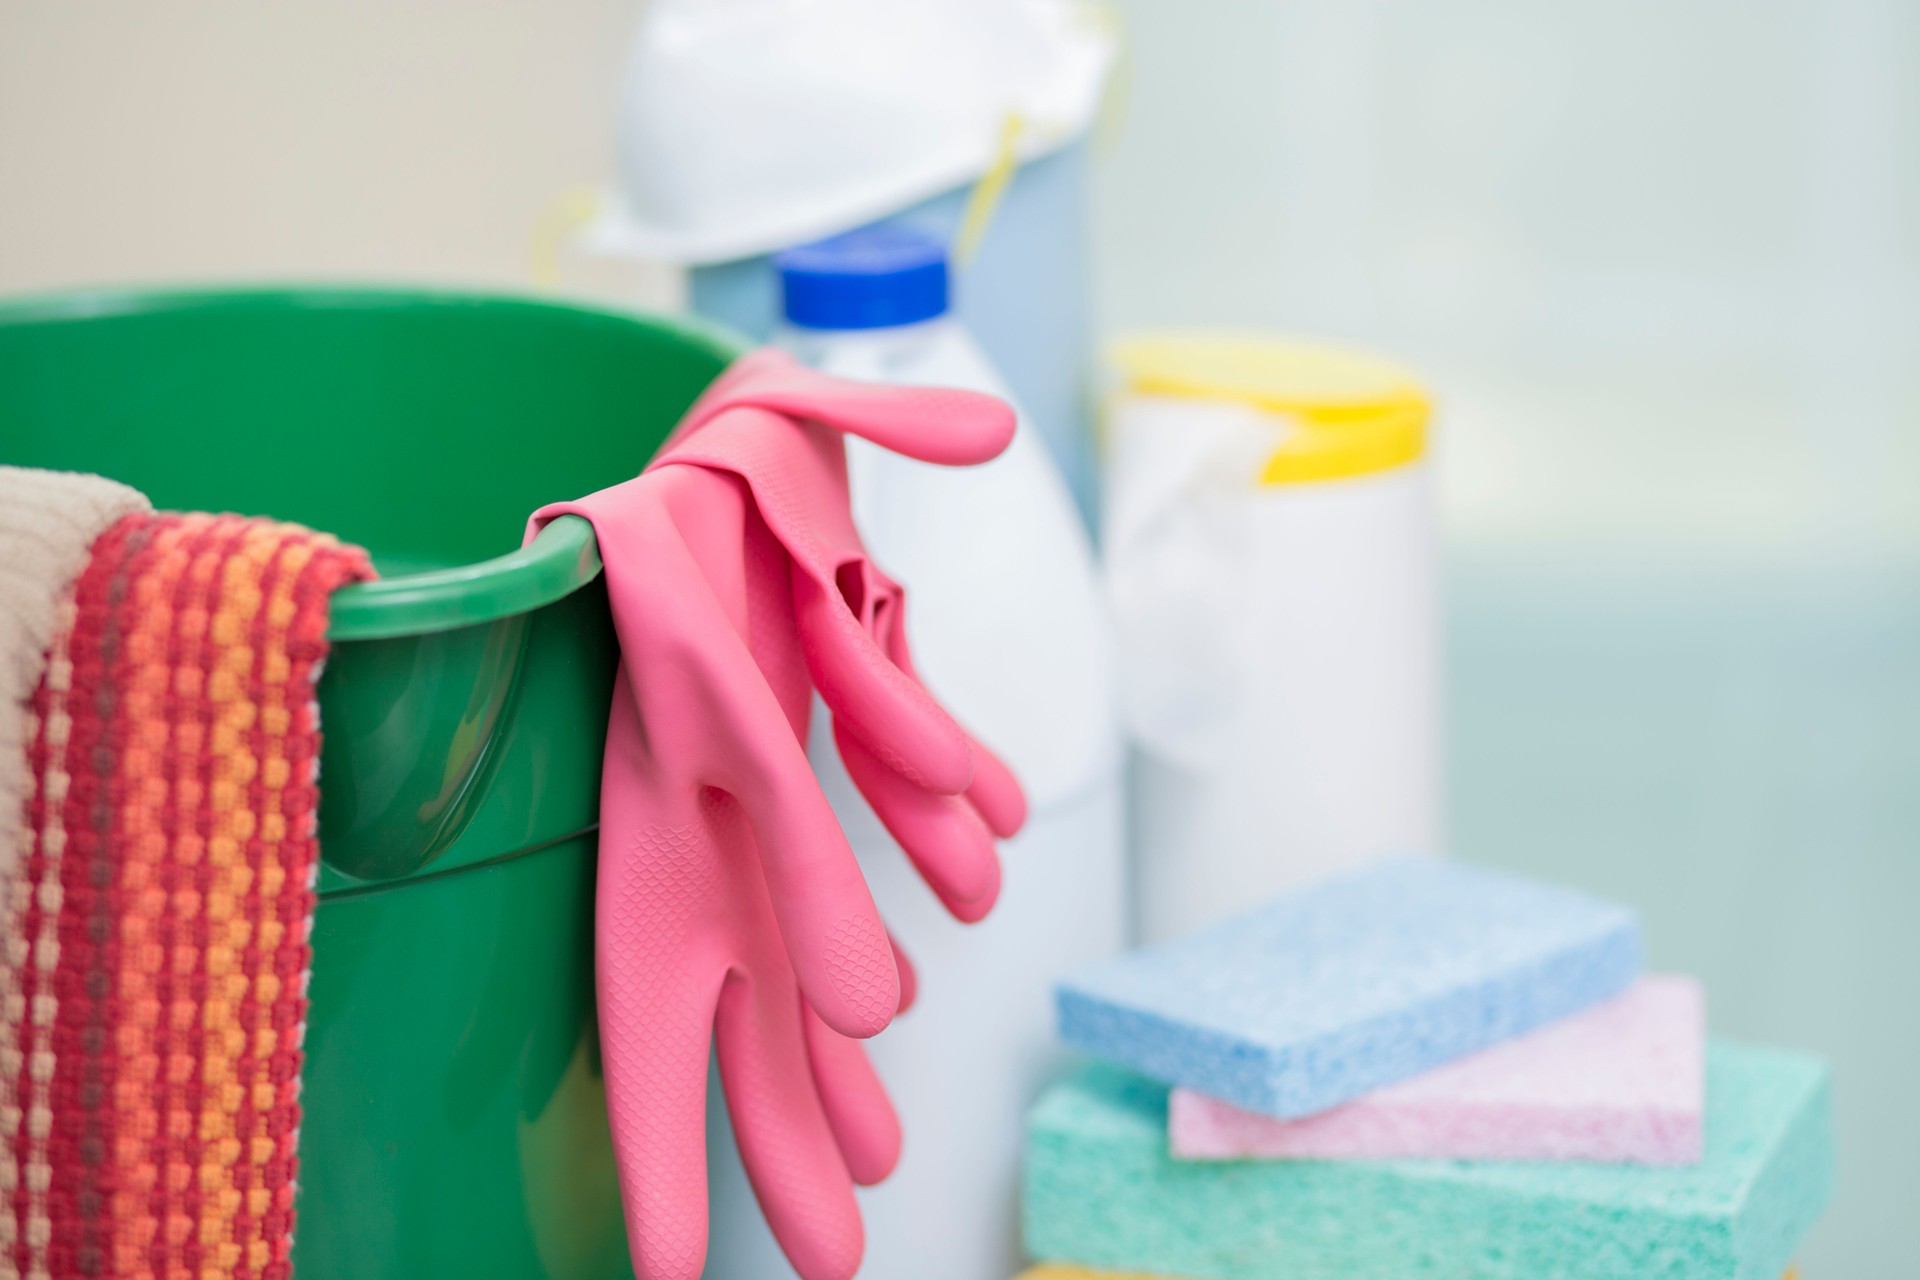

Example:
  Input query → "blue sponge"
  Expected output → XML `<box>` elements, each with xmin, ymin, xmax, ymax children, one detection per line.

<box><xmin>1024</xmin><ymin>1042</ymin><xmax>1832</xmax><ymax>1280</ymax></box>
<box><xmin>1055</xmin><ymin>858</ymin><xmax>1641</xmax><ymax>1117</ymax></box>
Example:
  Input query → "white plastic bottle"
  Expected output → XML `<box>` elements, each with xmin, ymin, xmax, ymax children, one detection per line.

<box><xmin>703</xmin><ymin>227</ymin><xmax>1127</xmax><ymax>1279</ymax></box>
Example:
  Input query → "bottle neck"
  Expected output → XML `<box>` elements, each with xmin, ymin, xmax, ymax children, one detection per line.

<box><xmin>777</xmin><ymin>314</ymin><xmax>957</xmax><ymax>382</ymax></box>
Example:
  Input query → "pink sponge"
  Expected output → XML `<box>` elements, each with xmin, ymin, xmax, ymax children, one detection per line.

<box><xmin>1169</xmin><ymin>974</ymin><xmax>1705</xmax><ymax>1165</ymax></box>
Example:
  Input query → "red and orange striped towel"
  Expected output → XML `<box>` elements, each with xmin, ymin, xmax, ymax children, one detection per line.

<box><xmin>1</xmin><ymin>485</ymin><xmax>370</xmax><ymax>1280</ymax></box>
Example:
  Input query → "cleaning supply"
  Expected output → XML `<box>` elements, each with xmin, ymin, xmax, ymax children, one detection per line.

<box><xmin>1024</xmin><ymin>1046</ymin><xmax>1833</xmax><ymax>1280</ymax></box>
<box><xmin>0</xmin><ymin>505</ymin><xmax>372</xmax><ymax>1279</ymax></box>
<box><xmin>710</xmin><ymin>227</ymin><xmax>1126</xmax><ymax>1280</ymax></box>
<box><xmin>532</xmin><ymin>350</ymin><xmax>1027</xmax><ymax>1280</ymax></box>
<box><xmin>1104</xmin><ymin>335</ymin><xmax>1440</xmax><ymax>942</ymax></box>
<box><xmin>592</xmin><ymin>0</ymin><xmax>1116</xmax><ymax>517</ymax></box>
<box><xmin>1056</xmin><ymin>857</ymin><xmax>1640</xmax><ymax>1118</ymax></box>
<box><xmin>0</xmin><ymin>466</ymin><xmax>148</xmax><ymax>888</ymax></box>
<box><xmin>1170</xmin><ymin>974</ymin><xmax>1705</xmax><ymax>1164</ymax></box>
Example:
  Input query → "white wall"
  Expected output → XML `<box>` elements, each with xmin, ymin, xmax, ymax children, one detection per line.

<box><xmin>0</xmin><ymin>1</ymin><xmax>671</xmax><ymax>304</ymax></box>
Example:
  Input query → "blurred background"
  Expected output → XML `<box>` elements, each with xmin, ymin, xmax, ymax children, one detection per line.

<box><xmin>3</xmin><ymin>2</ymin><xmax>1914</xmax><ymax>1274</ymax></box>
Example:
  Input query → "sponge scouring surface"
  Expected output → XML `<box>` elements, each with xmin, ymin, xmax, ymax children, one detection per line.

<box><xmin>1169</xmin><ymin>974</ymin><xmax>1705</xmax><ymax>1164</ymax></box>
<box><xmin>1056</xmin><ymin>858</ymin><xmax>1642</xmax><ymax>1118</ymax></box>
<box><xmin>1023</xmin><ymin>1042</ymin><xmax>1832</xmax><ymax>1280</ymax></box>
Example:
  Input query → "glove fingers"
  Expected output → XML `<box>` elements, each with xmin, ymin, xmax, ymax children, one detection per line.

<box><xmin>890</xmin><ymin>929</ymin><xmax>917</xmax><ymax>1015</ymax></box>
<box><xmin>802</xmin><ymin>1004</ymin><xmax>903</xmax><ymax>1187</ymax></box>
<box><xmin>962</xmin><ymin>733</ymin><xmax>1028</xmax><ymax>839</ymax></box>
<box><xmin>794</xmin><ymin>565</ymin><xmax>975</xmax><ymax>797</ymax></box>
<box><xmin>836</xmin><ymin>720</ymin><xmax>1001</xmax><ymax>923</ymax></box>
<box><xmin>715</xmin><ymin>971</ymin><xmax>866</xmax><ymax>1280</ymax></box>
<box><xmin>594</xmin><ymin>748</ymin><xmax>725</xmax><ymax>1280</ymax></box>
<box><xmin>696</xmin><ymin>353</ymin><xmax>1018</xmax><ymax>467</ymax></box>
<box><xmin>721</xmin><ymin>751</ymin><xmax>901</xmax><ymax>1039</ymax></box>
<box><xmin>595</xmin><ymin>961</ymin><xmax>719</xmax><ymax>1280</ymax></box>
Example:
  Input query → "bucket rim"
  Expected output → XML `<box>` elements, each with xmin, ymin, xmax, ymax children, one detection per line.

<box><xmin>0</xmin><ymin>283</ymin><xmax>748</xmax><ymax>641</ymax></box>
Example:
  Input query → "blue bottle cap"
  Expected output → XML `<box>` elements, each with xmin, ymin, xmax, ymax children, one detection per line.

<box><xmin>776</xmin><ymin>226</ymin><xmax>950</xmax><ymax>331</ymax></box>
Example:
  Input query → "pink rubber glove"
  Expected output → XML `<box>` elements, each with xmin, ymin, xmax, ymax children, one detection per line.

<box><xmin>525</xmin><ymin>351</ymin><xmax>1025</xmax><ymax>1280</ymax></box>
<box><xmin>667</xmin><ymin>350</ymin><xmax>1030</xmax><ymax>921</ymax></box>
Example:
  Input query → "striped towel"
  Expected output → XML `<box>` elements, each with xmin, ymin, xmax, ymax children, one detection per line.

<box><xmin>0</xmin><ymin>489</ymin><xmax>371</xmax><ymax>1280</ymax></box>
<box><xmin>0</xmin><ymin>468</ymin><xmax>150</xmax><ymax>894</ymax></box>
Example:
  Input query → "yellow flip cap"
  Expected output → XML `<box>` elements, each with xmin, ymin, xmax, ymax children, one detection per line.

<box><xmin>1110</xmin><ymin>332</ymin><xmax>1431</xmax><ymax>485</ymax></box>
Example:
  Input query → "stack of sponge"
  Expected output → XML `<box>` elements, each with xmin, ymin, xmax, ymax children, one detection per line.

<box><xmin>1019</xmin><ymin>858</ymin><xmax>1833</xmax><ymax>1280</ymax></box>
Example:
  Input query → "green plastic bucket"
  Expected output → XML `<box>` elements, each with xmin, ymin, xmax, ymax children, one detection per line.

<box><xmin>0</xmin><ymin>287</ymin><xmax>747</xmax><ymax>1278</ymax></box>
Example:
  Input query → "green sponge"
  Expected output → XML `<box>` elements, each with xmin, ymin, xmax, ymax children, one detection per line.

<box><xmin>1024</xmin><ymin>1042</ymin><xmax>1830</xmax><ymax>1280</ymax></box>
